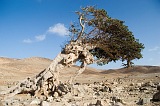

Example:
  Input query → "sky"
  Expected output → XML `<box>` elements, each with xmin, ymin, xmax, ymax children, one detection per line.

<box><xmin>0</xmin><ymin>0</ymin><xmax>160</xmax><ymax>69</ymax></box>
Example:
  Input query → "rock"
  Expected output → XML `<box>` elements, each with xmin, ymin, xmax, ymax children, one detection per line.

<box><xmin>54</xmin><ymin>92</ymin><xmax>59</xmax><ymax>98</ymax></box>
<box><xmin>112</xmin><ymin>86</ymin><xmax>124</xmax><ymax>93</ymax></box>
<box><xmin>73</xmin><ymin>88</ymin><xmax>79</xmax><ymax>96</ymax></box>
<box><xmin>142</xmin><ymin>81</ymin><xmax>154</xmax><ymax>87</ymax></box>
<box><xmin>40</xmin><ymin>101</ymin><xmax>50</xmax><ymax>106</ymax></box>
<box><xmin>62</xmin><ymin>99</ymin><xmax>70</xmax><ymax>106</ymax></box>
<box><xmin>63</xmin><ymin>92</ymin><xmax>72</xmax><ymax>99</ymax></box>
<box><xmin>136</xmin><ymin>83</ymin><xmax>142</xmax><ymax>87</ymax></box>
<box><xmin>112</xmin><ymin>96</ymin><xmax>121</xmax><ymax>102</ymax></box>
<box><xmin>76</xmin><ymin>101</ymin><xmax>83</xmax><ymax>106</ymax></box>
<box><xmin>137</xmin><ymin>98</ymin><xmax>151</xmax><ymax>105</ymax></box>
<box><xmin>157</xmin><ymin>85</ymin><xmax>160</xmax><ymax>91</ymax></box>
<box><xmin>153</xmin><ymin>85</ymin><xmax>160</xmax><ymax>101</ymax></box>
<box><xmin>100</xmin><ymin>86</ymin><xmax>109</xmax><ymax>92</ymax></box>
<box><xmin>94</xmin><ymin>92</ymin><xmax>101</xmax><ymax>96</ymax></box>
<box><xmin>47</xmin><ymin>96</ymin><xmax>53</xmax><ymax>102</ymax></box>
<box><xmin>130</xmin><ymin>83</ymin><xmax>134</xmax><ymax>86</ymax></box>
<box><xmin>153</xmin><ymin>92</ymin><xmax>160</xmax><ymax>101</ymax></box>
<box><xmin>111</xmin><ymin>96</ymin><xmax>126</xmax><ymax>105</ymax></box>
<box><xmin>143</xmin><ymin>98</ymin><xmax>151</xmax><ymax>104</ymax></box>
<box><xmin>77</xmin><ymin>85</ymin><xmax>86</xmax><ymax>96</ymax></box>
<box><xmin>39</xmin><ymin>95</ymin><xmax>47</xmax><ymax>101</ymax></box>
<box><xmin>101</xmin><ymin>99</ymin><xmax>110</xmax><ymax>106</ymax></box>
<box><xmin>50</xmin><ymin>101</ymin><xmax>65</xmax><ymax>106</ymax></box>
<box><xmin>30</xmin><ymin>99</ymin><xmax>41</xmax><ymax>105</ymax></box>
<box><xmin>139</xmin><ymin>87</ymin><xmax>148</xmax><ymax>91</ymax></box>
<box><xmin>111</xmin><ymin>82</ymin><xmax>118</xmax><ymax>85</ymax></box>
<box><xmin>57</xmin><ymin>83</ymin><xmax>69</xmax><ymax>94</ymax></box>
<box><xmin>114</xmin><ymin>102</ymin><xmax>124</xmax><ymax>106</ymax></box>
<box><xmin>83</xmin><ymin>102</ymin><xmax>90</xmax><ymax>106</ymax></box>
<box><xmin>95</xmin><ymin>100</ymin><xmax>102</xmax><ymax>106</ymax></box>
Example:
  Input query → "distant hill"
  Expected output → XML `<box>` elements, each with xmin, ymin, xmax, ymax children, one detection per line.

<box><xmin>101</xmin><ymin>65</ymin><xmax>160</xmax><ymax>74</ymax></box>
<box><xmin>0</xmin><ymin>57</ymin><xmax>160</xmax><ymax>77</ymax></box>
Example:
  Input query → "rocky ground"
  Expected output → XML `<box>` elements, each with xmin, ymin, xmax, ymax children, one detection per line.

<box><xmin>0</xmin><ymin>57</ymin><xmax>160</xmax><ymax>106</ymax></box>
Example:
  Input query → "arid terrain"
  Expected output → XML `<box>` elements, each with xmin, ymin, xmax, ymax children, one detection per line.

<box><xmin>0</xmin><ymin>57</ymin><xmax>160</xmax><ymax>106</ymax></box>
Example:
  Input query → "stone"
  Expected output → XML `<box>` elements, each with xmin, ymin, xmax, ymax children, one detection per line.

<box><xmin>30</xmin><ymin>99</ymin><xmax>41</xmax><ymax>105</ymax></box>
<box><xmin>73</xmin><ymin>88</ymin><xmax>79</xmax><ymax>96</ymax></box>
<box><xmin>53</xmin><ymin>92</ymin><xmax>59</xmax><ymax>98</ymax></box>
<box><xmin>83</xmin><ymin>102</ymin><xmax>90</xmax><ymax>106</ymax></box>
<box><xmin>112</xmin><ymin>86</ymin><xmax>124</xmax><ymax>93</ymax></box>
<box><xmin>95</xmin><ymin>100</ymin><xmax>102</xmax><ymax>106</ymax></box>
<box><xmin>153</xmin><ymin>92</ymin><xmax>160</xmax><ymax>101</ymax></box>
<box><xmin>157</xmin><ymin>85</ymin><xmax>160</xmax><ymax>91</ymax></box>
<box><xmin>78</xmin><ymin>86</ymin><xmax>86</xmax><ymax>97</ymax></box>
<box><xmin>47</xmin><ymin>96</ymin><xmax>53</xmax><ymax>102</ymax></box>
<box><xmin>101</xmin><ymin>99</ymin><xmax>110</xmax><ymax>106</ymax></box>
<box><xmin>112</xmin><ymin>96</ymin><xmax>121</xmax><ymax>102</ymax></box>
<box><xmin>152</xmin><ymin>85</ymin><xmax>160</xmax><ymax>101</ymax></box>
<box><xmin>139</xmin><ymin>87</ymin><xmax>148</xmax><ymax>91</ymax></box>
<box><xmin>142</xmin><ymin>98</ymin><xmax>151</xmax><ymax>104</ymax></box>
<box><xmin>137</xmin><ymin>98</ymin><xmax>151</xmax><ymax>105</ymax></box>
<box><xmin>63</xmin><ymin>92</ymin><xmax>72</xmax><ymax>99</ymax></box>
<box><xmin>130</xmin><ymin>83</ymin><xmax>134</xmax><ymax>86</ymax></box>
<box><xmin>136</xmin><ymin>83</ymin><xmax>142</xmax><ymax>87</ymax></box>
<box><xmin>40</xmin><ymin>101</ymin><xmax>50</xmax><ymax>106</ymax></box>
<box><xmin>39</xmin><ymin>95</ymin><xmax>47</xmax><ymax>101</ymax></box>
<box><xmin>112</xmin><ymin>82</ymin><xmax>118</xmax><ymax>85</ymax></box>
<box><xmin>100</xmin><ymin>86</ymin><xmax>109</xmax><ymax>92</ymax></box>
<box><xmin>114</xmin><ymin>102</ymin><xmax>124</xmax><ymax>106</ymax></box>
<box><xmin>62</xmin><ymin>99</ymin><xmax>70</xmax><ymax>106</ymax></box>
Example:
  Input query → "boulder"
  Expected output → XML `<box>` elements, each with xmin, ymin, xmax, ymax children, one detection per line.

<box><xmin>157</xmin><ymin>85</ymin><xmax>160</xmax><ymax>91</ymax></box>
<box><xmin>153</xmin><ymin>85</ymin><xmax>160</xmax><ymax>101</ymax></box>
<box><xmin>40</xmin><ymin>101</ymin><xmax>50</xmax><ymax>106</ymax></box>
<box><xmin>30</xmin><ymin>99</ymin><xmax>41</xmax><ymax>105</ymax></box>
<box><xmin>153</xmin><ymin>92</ymin><xmax>160</xmax><ymax>101</ymax></box>
<box><xmin>137</xmin><ymin>98</ymin><xmax>151</xmax><ymax>105</ymax></box>
<box><xmin>95</xmin><ymin>100</ymin><xmax>102</xmax><ymax>106</ymax></box>
<box><xmin>53</xmin><ymin>92</ymin><xmax>59</xmax><ymax>98</ymax></box>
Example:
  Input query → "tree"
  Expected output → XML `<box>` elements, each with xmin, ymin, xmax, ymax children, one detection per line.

<box><xmin>1</xmin><ymin>6</ymin><xmax>144</xmax><ymax>100</ymax></box>
<box><xmin>68</xmin><ymin>6</ymin><xmax>144</xmax><ymax>67</ymax></box>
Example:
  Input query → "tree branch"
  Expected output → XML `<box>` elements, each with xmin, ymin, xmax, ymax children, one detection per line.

<box><xmin>76</xmin><ymin>15</ymin><xmax>85</xmax><ymax>42</ymax></box>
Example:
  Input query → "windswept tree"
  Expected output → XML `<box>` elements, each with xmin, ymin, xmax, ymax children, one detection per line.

<box><xmin>68</xmin><ymin>6</ymin><xmax>144</xmax><ymax>67</ymax></box>
<box><xmin>1</xmin><ymin>6</ymin><xmax>144</xmax><ymax>99</ymax></box>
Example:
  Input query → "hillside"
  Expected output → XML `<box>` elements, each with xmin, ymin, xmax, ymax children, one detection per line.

<box><xmin>0</xmin><ymin>57</ymin><xmax>160</xmax><ymax>106</ymax></box>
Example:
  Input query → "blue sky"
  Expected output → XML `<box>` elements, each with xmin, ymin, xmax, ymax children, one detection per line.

<box><xmin>0</xmin><ymin>0</ymin><xmax>160</xmax><ymax>69</ymax></box>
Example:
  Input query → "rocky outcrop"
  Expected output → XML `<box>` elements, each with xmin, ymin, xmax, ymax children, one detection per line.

<box><xmin>153</xmin><ymin>85</ymin><xmax>160</xmax><ymax>101</ymax></box>
<box><xmin>0</xmin><ymin>73</ymin><xmax>160</xmax><ymax>106</ymax></box>
<box><xmin>0</xmin><ymin>39</ymin><xmax>96</xmax><ymax>106</ymax></box>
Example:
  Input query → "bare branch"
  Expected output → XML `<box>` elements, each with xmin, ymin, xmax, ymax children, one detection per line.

<box><xmin>75</xmin><ymin>15</ymin><xmax>85</xmax><ymax>42</ymax></box>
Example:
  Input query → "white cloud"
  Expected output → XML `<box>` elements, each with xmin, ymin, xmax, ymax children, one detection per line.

<box><xmin>48</xmin><ymin>23</ymin><xmax>69</xmax><ymax>36</ymax></box>
<box><xmin>35</xmin><ymin>34</ymin><xmax>46</xmax><ymax>41</ymax></box>
<box><xmin>23</xmin><ymin>39</ymin><xmax>33</xmax><ymax>43</ymax></box>
<box><xmin>148</xmin><ymin>46</ymin><xmax>160</xmax><ymax>51</ymax></box>
<box><xmin>23</xmin><ymin>23</ymin><xmax>69</xmax><ymax>43</ymax></box>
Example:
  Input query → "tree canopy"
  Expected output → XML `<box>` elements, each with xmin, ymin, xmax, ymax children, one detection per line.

<box><xmin>67</xmin><ymin>6</ymin><xmax>144</xmax><ymax>68</ymax></box>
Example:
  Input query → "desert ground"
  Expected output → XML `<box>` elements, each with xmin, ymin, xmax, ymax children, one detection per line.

<box><xmin>0</xmin><ymin>57</ymin><xmax>160</xmax><ymax>106</ymax></box>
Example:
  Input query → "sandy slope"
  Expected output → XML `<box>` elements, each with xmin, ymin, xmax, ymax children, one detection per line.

<box><xmin>0</xmin><ymin>57</ymin><xmax>160</xmax><ymax>106</ymax></box>
<box><xmin>0</xmin><ymin>57</ymin><xmax>159</xmax><ymax>86</ymax></box>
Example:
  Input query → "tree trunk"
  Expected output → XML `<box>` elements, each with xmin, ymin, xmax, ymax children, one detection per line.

<box><xmin>0</xmin><ymin>15</ymin><xmax>95</xmax><ymax>99</ymax></box>
<box><xmin>127</xmin><ymin>60</ymin><xmax>131</xmax><ymax>68</ymax></box>
<box><xmin>0</xmin><ymin>41</ymin><xmax>94</xmax><ymax>99</ymax></box>
<box><xmin>0</xmin><ymin>53</ymin><xmax>66</xmax><ymax>98</ymax></box>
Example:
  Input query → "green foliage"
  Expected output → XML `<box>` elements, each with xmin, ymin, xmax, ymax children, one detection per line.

<box><xmin>68</xmin><ymin>6</ymin><xmax>144</xmax><ymax>68</ymax></box>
